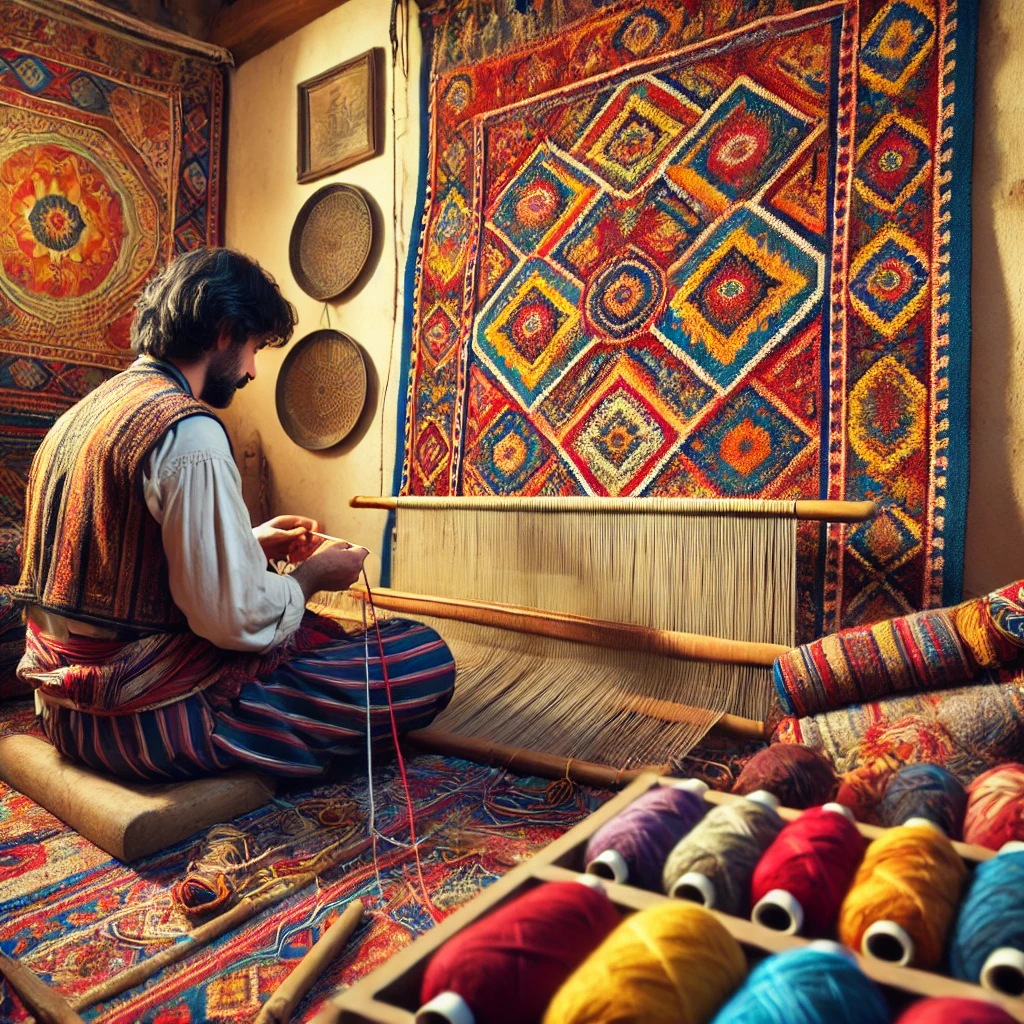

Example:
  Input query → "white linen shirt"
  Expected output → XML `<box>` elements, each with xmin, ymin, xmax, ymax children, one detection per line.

<box><xmin>143</xmin><ymin>413</ymin><xmax>305</xmax><ymax>654</ymax></box>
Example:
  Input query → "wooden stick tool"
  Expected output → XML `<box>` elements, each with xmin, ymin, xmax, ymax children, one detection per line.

<box><xmin>253</xmin><ymin>899</ymin><xmax>365</xmax><ymax>1024</ymax></box>
<box><xmin>0</xmin><ymin>951</ymin><xmax>86</xmax><ymax>1024</ymax></box>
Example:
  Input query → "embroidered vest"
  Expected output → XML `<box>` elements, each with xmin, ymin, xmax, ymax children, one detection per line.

<box><xmin>14</xmin><ymin>362</ymin><xmax>221</xmax><ymax>633</ymax></box>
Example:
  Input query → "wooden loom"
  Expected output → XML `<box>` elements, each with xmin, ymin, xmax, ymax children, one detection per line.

<box><xmin>347</xmin><ymin>496</ymin><xmax>875</xmax><ymax>785</ymax></box>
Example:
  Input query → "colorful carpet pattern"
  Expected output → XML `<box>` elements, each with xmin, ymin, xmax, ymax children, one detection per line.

<box><xmin>396</xmin><ymin>0</ymin><xmax>976</xmax><ymax>638</ymax></box>
<box><xmin>775</xmin><ymin>579</ymin><xmax>1024</xmax><ymax>717</ymax></box>
<box><xmin>0</xmin><ymin>0</ymin><xmax>225</xmax><ymax>529</ymax></box>
<box><xmin>0</xmin><ymin>700</ymin><xmax>763</xmax><ymax>1022</ymax></box>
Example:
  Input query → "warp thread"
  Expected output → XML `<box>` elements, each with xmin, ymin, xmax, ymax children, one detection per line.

<box><xmin>838</xmin><ymin>820</ymin><xmax>967</xmax><ymax>969</ymax></box>
<box><xmin>963</xmin><ymin>763</ymin><xmax>1024</xmax><ymax>850</ymax></box>
<box><xmin>733</xmin><ymin>745</ymin><xmax>839</xmax><ymax>809</ymax></box>
<box><xmin>584</xmin><ymin>782</ymin><xmax>707</xmax><ymax>890</ymax></box>
<box><xmin>418</xmin><ymin>881</ymin><xmax>620</xmax><ymax>1024</ymax></box>
<box><xmin>710</xmin><ymin>944</ymin><xmax>889</xmax><ymax>1024</ymax></box>
<box><xmin>662</xmin><ymin>793</ymin><xmax>784</xmax><ymax>916</ymax></box>
<box><xmin>950</xmin><ymin>848</ymin><xmax>1024</xmax><ymax>994</ymax></box>
<box><xmin>543</xmin><ymin>901</ymin><xmax>746</xmax><ymax>1024</ymax></box>
<box><xmin>893</xmin><ymin>998</ymin><xmax>1019</xmax><ymax>1024</ymax></box>
<box><xmin>750</xmin><ymin>806</ymin><xmax>865</xmax><ymax>937</ymax></box>
<box><xmin>876</xmin><ymin>763</ymin><xmax>968</xmax><ymax>838</ymax></box>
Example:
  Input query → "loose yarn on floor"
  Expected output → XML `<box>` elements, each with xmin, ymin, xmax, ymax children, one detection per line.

<box><xmin>173</xmin><ymin>823</ymin><xmax>255</xmax><ymax>919</ymax></box>
<box><xmin>418</xmin><ymin>880</ymin><xmax>621</xmax><ymax>1024</ymax></box>
<box><xmin>838</xmin><ymin>820</ymin><xmax>967</xmax><ymax>969</ymax></box>
<box><xmin>584</xmin><ymin>782</ymin><xmax>707</xmax><ymax>890</ymax></box>
<box><xmin>876</xmin><ymin>763</ymin><xmax>968</xmax><ymax>838</ymax></box>
<box><xmin>750</xmin><ymin>806</ymin><xmax>865</xmax><ymax>936</ymax></box>
<box><xmin>662</xmin><ymin>792</ymin><xmax>784</xmax><ymax>915</ymax></box>
<box><xmin>710</xmin><ymin>944</ymin><xmax>890</xmax><ymax>1024</ymax></box>
<box><xmin>963</xmin><ymin>763</ymin><xmax>1024</xmax><ymax>849</ymax></box>
<box><xmin>950</xmin><ymin>848</ymin><xmax>1024</xmax><ymax>993</ymax></box>
<box><xmin>733</xmin><ymin>745</ymin><xmax>839</xmax><ymax>808</ymax></box>
<box><xmin>893</xmin><ymin>998</ymin><xmax>1018</xmax><ymax>1024</ymax></box>
<box><xmin>543</xmin><ymin>901</ymin><xmax>746</xmax><ymax>1024</ymax></box>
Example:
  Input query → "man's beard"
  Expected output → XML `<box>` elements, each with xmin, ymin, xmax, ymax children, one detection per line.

<box><xmin>200</xmin><ymin>346</ymin><xmax>250</xmax><ymax>408</ymax></box>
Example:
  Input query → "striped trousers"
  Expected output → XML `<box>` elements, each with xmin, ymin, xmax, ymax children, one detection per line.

<box><xmin>39</xmin><ymin>616</ymin><xmax>456</xmax><ymax>781</ymax></box>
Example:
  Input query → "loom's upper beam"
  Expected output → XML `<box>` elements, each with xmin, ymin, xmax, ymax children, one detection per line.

<box><xmin>349</xmin><ymin>496</ymin><xmax>877</xmax><ymax>522</ymax></box>
<box><xmin>349</xmin><ymin>586</ymin><xmax>789</xmax><ymax>669</ymax></box>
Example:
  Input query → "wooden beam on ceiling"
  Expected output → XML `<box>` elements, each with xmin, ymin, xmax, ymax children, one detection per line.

<box><xmin>209</xmin><ymin>0</ymin><xmax>353</xmax><ymax>65</ymax></box>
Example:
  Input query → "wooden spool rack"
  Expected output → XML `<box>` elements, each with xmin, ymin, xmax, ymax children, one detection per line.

<box><xmin>313</xmin><ymin>775</ymin><xmax>1022</xmax><ymax>1024</ymax></box>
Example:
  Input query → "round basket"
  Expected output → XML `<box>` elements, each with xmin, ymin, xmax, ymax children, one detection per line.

<box><xmin>289</xmin><ymin>184</ymin><xmax>372</xmax><ymax>301</ymax></box>
<box><xmin>276</xmin><ymin>330</ymin><xmax>367</xmax><ymax>450</ymax></box>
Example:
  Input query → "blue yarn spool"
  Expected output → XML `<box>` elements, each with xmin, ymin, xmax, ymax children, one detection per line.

<box><xmin>950</xmin><ymin>846</ymin><xmax>1024</xmax><ymax>996</ymax></box>
<box><xmin>877</xmin><ymin>763</ymin><xmax>968</xmax><ymax>838</ymax></box>
<box><xmin>584</xmin><ymin>780</ymin><xmax>708</xmax><ymax>890</ymax></box>
<box><xmin>711</xmin><ymin>944</ymin><xmax>891</xmax><ymax>1024</ymax></box>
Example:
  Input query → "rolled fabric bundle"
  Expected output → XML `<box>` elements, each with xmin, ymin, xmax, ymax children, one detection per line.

<box><xmin>774</xmin><ymin>678</ymin><xmax>1024</xmax><ymax>784</ymax></box>
<box><xmin>774</xmin><ymin>581</ymin><xmax>1024</xmax><ymax>719</ymax></box>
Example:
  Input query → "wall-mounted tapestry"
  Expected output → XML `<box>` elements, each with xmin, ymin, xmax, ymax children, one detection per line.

<box><xmin>395</xmin><ymin>0</ymin><xmax>976</xmax><ymax>640</ymax></box>
<box><xmin>0</xmin><ymin>0</ymin><xmax>227</xmax><ymax>530</ymax></box>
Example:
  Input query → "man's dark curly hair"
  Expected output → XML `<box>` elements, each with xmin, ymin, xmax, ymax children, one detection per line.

<box><xmin>130</xmin><ymin>248</ymin><xmax>297</xmax><ymax>360</ymax></box>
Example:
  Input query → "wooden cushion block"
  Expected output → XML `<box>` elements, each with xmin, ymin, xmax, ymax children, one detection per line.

<box><xmin>0</xmin><ymin>734</ymin><xmax>275</xmax><ymax>862</ymax></box>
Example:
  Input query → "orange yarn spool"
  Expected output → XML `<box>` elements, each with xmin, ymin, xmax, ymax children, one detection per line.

<box><xmin>838</xmin><ymin>818</ymin><xmax>967</xmax><ymax>969</ymax></box>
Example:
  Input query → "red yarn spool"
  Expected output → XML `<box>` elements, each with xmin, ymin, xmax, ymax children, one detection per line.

<box><xmin>894</xmin><ymin>997</ymin><xmax>1019</xmax><ymax>1023</ymax></box>
<box><xmin>418</xmin><ymin>880</ymin><xmax>620</xmax><ymax>1024</ymax></box>
<box><xmin>750</xmin><ymin>804</ymin><xmax>865</xmax><ymax>936</ymax></box>
<box><xmin>963</xmin><ymin>763</ymin><xmax>1024</xmax><ymax>850</ymax></box>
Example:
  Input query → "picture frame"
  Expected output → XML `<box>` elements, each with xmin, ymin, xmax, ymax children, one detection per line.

<box><xmin>297</xmin><ymin>48</ymin><xmax>381</xmax><ymax>184</ymax></box>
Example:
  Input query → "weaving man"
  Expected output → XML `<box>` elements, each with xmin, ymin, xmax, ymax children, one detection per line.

<box><xmin>13</xmin><ymin>248</ymin><xmax>455</xmax><ymax>781</ymax></box>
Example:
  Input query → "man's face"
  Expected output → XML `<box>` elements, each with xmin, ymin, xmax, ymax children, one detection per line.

<box><xmin>201</xmin><ymin>337</ymin><xmax>257</xmax><ymax>408</ymax></box>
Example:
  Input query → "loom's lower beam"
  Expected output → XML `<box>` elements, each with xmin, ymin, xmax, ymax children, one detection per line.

<box><xmin>406</xmin><ymin>729</ymin><xmax>669</xmax><ymax>788</ymax></box>
<box><xmin>349</xmin><ymin>495</ymin><xmax>877</xmax><ymax>522</ymax></box>
<box><xmin>350</xmin><ymin>586</ymin><xmax>788</xmax><ymax>669</ymax></box>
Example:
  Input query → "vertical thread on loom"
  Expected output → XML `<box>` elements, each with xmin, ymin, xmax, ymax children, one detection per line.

<box><xmin>390</xmin><ymin>504</ymin><xmax>794</xmax><ymax>767</ymax></box>
<box><xmin>362</xmin><ymin>569</ymin><xmax>440</xmax><ymax>922</ymax></box>
<box><xmin>362</xmin><ymin>597</ymin><xmax>386</xmax><ymax>904</ymax></box>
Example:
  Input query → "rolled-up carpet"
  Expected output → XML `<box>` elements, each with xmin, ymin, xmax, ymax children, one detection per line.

<box><xmin>773</xmin><ymin>672</ymin><xmax>1024</xmax><ymax>780</ymax></box>
<box><xmin>774</xmin><ymin>581</ymin><xmax>1024</xmax><ymax>718</ymax></box>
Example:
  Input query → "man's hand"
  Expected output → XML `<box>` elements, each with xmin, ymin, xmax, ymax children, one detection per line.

<box><xmin>254</xmin><ymin>515</ymin><xmax>320</xmax><ymax>562</ymax></box>
<box><xmin>291</xmin><ymin>539</ymin><xmax>369</xmax><ymax>600</ymax></box>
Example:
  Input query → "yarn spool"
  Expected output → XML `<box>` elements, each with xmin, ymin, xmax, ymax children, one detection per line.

<box><xmin>733</xmin><ymin>745</ymin><xmax>839</xmax><ymax>809</ymax></box>
<box><xmin>750</xmin><ymin>804</ymin><xmax>865</xmax><ymax>936</ymax></box>
<box><xmin>838</xmin><ymin>818</ymin><xmax>967</xmax><ymax>969</ymax></box>
<box><xmin>963</xmin><ymin>763</ymin><xmax>1024</xmax><ymax>850</ymax></box>
<box><xmin>893</xmin><ymin>997</ymin><xmax>1019</xmax><ymax>1024</ymax></box>
<box><xmin>543</xmin><ymin>901</ymin><xmax>746</xmax><ymax>1024</ymax></box>
<box><xmin>950</xmin><ymin>845</ymin><xmax>1024</xmax><ymax>996</ymax></box>
<box><xmin>662</xmin><ymin>790</ymin><xmax>784</xmax><ymax>916</ymax></box>
<box><xmin>710</xmin><ymin>942</ymin><xmax>890</xmax><ymax>1024</ymax></box>
<box><xmin>877</xmin><ymin>763</ymin><xmax>968</xmax><ymax>838</ymax></box>
<box><xmin>585</xmin><ymin>780</ymin><xmax>708</xmax><ymax>890</ymax></box>
<box><xmin>417</xmin><ymin>880</ymin><xmax>620</xmax><ymax>1024</ymax></box>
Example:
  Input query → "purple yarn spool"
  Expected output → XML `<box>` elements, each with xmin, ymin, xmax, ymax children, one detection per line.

<box><xmin>584</xmin><ymin>780</ymin><xmax>708</xmax><ymax>890</ymax></box>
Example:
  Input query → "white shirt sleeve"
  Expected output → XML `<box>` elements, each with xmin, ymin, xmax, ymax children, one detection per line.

<box><xmin>144</xmin><ymin>415</ymin><xmax>305</xmax><ymax>653</ymax></box>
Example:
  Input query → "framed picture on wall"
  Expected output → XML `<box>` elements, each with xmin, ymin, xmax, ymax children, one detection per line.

<box><xmin>297</xmin><ymin>48</ymin><xmax>381</xmax><ymax>184</ymax></box>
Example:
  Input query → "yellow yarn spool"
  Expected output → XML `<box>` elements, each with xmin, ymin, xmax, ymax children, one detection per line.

<box><xmin>838</xmin><ymin>819</ymin><xmax>967</xmax><ymax>969</ymax></box>
<box><xmin>543</xmin><ymin>901</ymin><xmax>746</xmax><ymax>1024</ymax></box>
